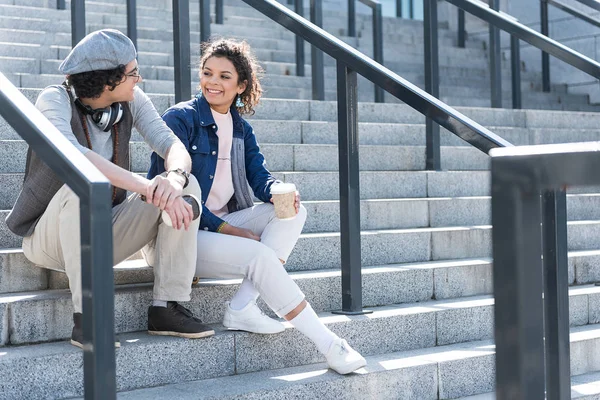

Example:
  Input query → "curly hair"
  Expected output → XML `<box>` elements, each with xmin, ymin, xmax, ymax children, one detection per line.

<box><xmin>67</xmin><ymin>65</ymin><xmax>127</xmax><ymax>99</ymax></box>
<box><xmin>199</xmin><ymin>38</ymin><xmax>263</xmax><ymax>115</ymax></box>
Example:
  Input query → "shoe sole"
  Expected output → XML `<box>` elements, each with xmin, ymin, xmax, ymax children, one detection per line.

<box><xmin>223</xmin><ymin>318</ymin><xmax>285</xmax><ymax>335</ymax></box>
<box><xmin>70</xmin><ymin>339</ymin><xmax>121</xmax><ymax>349</ymax></box>
<box><xmin>147</xmin><ymin>329</ymin><xmax>215</xmax><ymax>339</ymax></box>
<box><xmin>330</xmin><ymin>359</ymin><xmax>367</xmax><ymax>375</ymax></box>
<box><xmin>223</xmin><ymin>323</ymin><xmax>285</xmax><ymax>334</ymax></box>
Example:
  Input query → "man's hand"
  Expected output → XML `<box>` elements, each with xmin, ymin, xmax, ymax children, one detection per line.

<box><xmin>163</xmin><ymin>196</ymin><xmax>194</xmax><ymax>230</ymax></box>
<box><xmin>144</xmin><ymin>174</ymin><xmax>184</xmax><ymax>210</ymax></box>
<box><xmin>220</xmin><ymin>224</ymin><xmax>260</xmax><ymax>241</ymax></box>
<box><xmin>143</xmin><ymin>175</ymin><xmax>193</xmax><ymax>229</ymax></box>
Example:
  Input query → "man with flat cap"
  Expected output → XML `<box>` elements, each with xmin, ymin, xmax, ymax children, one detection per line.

<box><xmin>6</xmin><ymin>29</ymin><xmax>214</xmax><ymax>347</ymax></box>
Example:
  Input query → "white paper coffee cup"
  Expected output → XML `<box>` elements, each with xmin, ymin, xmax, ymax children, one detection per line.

<box><xmin>270</xmin><ymin>183</ymin><xmax>297</xmax><ymax>220</ymax></box>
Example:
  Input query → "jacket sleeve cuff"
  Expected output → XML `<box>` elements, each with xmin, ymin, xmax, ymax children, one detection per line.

<box><xmin>199</xmin><ymin>209</ymin><xmax>225</xmax><ymax>232</ymax></box>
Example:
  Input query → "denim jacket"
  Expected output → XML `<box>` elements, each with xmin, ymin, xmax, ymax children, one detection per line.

<box><xmin>147</xmin><ymin>95</ymin><xmax>279</xmax><ymax>231</ymax></box>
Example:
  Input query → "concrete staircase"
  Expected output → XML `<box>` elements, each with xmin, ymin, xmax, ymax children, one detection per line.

<box><xmin>2</xmin><ymin>0</ymin><xmax>600</xmax><ymax>398</ymax></box>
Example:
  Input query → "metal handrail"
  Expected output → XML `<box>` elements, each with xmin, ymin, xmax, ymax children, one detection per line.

<box><xmin>241</xmin><ymin>0</ymin><xmax>512</xmax><ymax>315</ymax></box>
<box><xmin>547</xmin><ymin>0</ymin><xmax>600</xmax><ymax>28</ymax></box>
<box><xmin>0</xmin><ymin>75</ymin><xmax>116</xmax><ymax>399</ymax></box>
<box><xmin>175</xmin><ymin>0</ymin><xmax>192</xmax><ymax>103</ymax></box>
<box><xmin>126</xmin><ymin>0</ymin><xmax>137</xmax><ymax>49</ymax></box>
<box><xmin>442</xmin><ymin>0</ymin><xmax>600</xmax><ymax>109</ymax></box>
<box><xmin>575</xmin><ymin>0</ymin><xmax>600</xmax><ymax>11</ymax></box>
<box><xmin>489</xmin><ymin>142</ymin><xmax>600</xmax><ymax>397</ymax></box>
<box><xmin>357</xmin><ymin>0</ymin><xmax>384</xmax><ymax>102</ymax></box>
<box><xmin>446</xmin><ymin>0</ymin><xmax>600</xmax><ymax>78</ymax></box>
<box><xmin>246</xmin><ymin>0</ymin><xmax>511</xmax><ymax>151</ymax></box>
<box><xmin>541</xmin><ymin>0</ymin><xmax>600</xmax><ymax>91</ymax></box>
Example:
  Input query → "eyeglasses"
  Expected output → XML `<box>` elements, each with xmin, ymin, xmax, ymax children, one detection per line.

<box><xmin>125</xmin><ymin>67</ymin><xmax>142</xmax><ymax>82</ymax></box>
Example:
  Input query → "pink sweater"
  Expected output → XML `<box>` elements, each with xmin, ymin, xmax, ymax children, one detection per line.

<box><xmin>205</xmin><ymin>108</ymin><xmax>235</xmax><ymax>217</ymax></box>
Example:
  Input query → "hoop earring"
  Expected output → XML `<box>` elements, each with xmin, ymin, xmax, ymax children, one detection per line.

<box><xmin>235</xmin><ymin>95</ymin><xmax>245</xmax><ymax>108</ymax></box>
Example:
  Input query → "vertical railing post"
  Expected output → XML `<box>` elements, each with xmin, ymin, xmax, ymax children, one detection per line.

<box><xmin>396</xmin><ymin>0</ymin><xmax>402</xmax><ymax>17</ymax></box>
<box><xmin>409</xmin><ymin>0</ymin><xmax>414</xmax><ymax>19</ymax></box>
<box><xmin>348</xmin><ymin>0</ymin><xmax>356</xmax><ymax>36</ymax></box>
<box><xmin>57</xmin><ymin>0</ymin><xmax>66</xmax><ymax>10</ymax></box>
<box><xmin>373</xmin><ymin>2</ymin><xmax>384</xmax><ymax>103</ymax></box>
<box><xmin>331</xmin><ymin>61</ymin><xmax>371</xmax><ymax>316</ymax></box>
<box><xmin>200</xmin><ymin>0</ymin><xmax>211</xmax><ymax>44</ymax></box>
<box><xmin>492</xmin><ymin>177</ymin><xmax>546</xmax><ymax>399</ymax></box>
<box><xmin>295</xmin><ymin>0</ymin><xmax>305</xmax><ymax>76</ymax></box>
<box><xmin>81</xmin><ymin>183</ymin><xmax>116</xmax><ymax>400</ymax></box>
<box><xmin>71</xmin><ymin>1</ymin><xmax>86</xmax><ymax>48</ymax></box>
<box><xmin>541</xmin><ymin>0</ymin><xmax>551</xmax><ymax>92</ymax></box>
<box><xmin>216</xmin><ymin>0</ymin><xmax>224</xmax><ymax>24</ymax></box>
<box><xmin>489</xmin><ymin>0</ymin><xmax>502</xmax><ymax>108</ymax></box>
<box><xmin>458</xmin><ymin>8</ymin><xmax>465</xmax><ymax>48</ymax></box>
<box><xmin>511</xmin><ymin>35</ymin><xmax>521</xmax><ymax>109</ymax></box>
<box><xmin>542</xmin><ymin>189</ymin><xmax>571</xmax><ymax>400</ymax></box>
<box><xmin>126</xmin><ymin>0</ymin><xmax>137</xmax><ymax>50</ymax></box>
<box><xmin>310</xmin><ymin>0</ymin><xmax>324</xmax><ymax>100</ymax></box>
<box><xmin>424</xmin><ymin>0</ymin><xmax>440</xmax><ymax>170</ymax></box>
<box><xmin>174</xmin><ymin>0</ymin><xmax>191</xmax><ymax>103</ymax></box>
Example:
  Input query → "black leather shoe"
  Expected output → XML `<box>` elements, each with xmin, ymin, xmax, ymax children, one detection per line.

<box><xmin>70</xmin><ymin>312</ymin><xmax>121</xmax><ymax>349</ymax></box>
<box><xmin>148</xmin><ymin>302</ymin><xmax>215</xmax><ymax>339</ymax></box>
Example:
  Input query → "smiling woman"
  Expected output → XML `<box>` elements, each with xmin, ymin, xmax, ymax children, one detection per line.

<box><xmin>200</xmin><ymin>57</ymin><xmax>245</xmax><ymax>114</ymax></box>
<box><xmin>147</xmin><ymin>38</ymin><xmax>367</xmax><ymax>375</ymax></box>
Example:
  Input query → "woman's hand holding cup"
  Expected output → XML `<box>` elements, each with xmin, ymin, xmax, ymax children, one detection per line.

<box><xmin>270</xmin><ymin>183</ymin><xmax>299</xmax><ymax>220</ymax></box>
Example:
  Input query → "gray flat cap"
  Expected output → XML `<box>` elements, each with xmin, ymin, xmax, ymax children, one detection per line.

<box><xmin>59</xmin><ymin>29</ymin><xmax>137</xmax><ymax>75</ymax></box>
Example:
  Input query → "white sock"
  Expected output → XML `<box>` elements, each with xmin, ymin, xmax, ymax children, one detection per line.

<box><xmin>229</xmin><ymin>279</ymin><xmax>259</xmax><ymax>310</ymax></box>
<box><xmin>152</xmin><ymin>300</ymin><xmax>167</xmax><ymax>308</ymax></box>
<box><xmin>289</xmin><ymin>303</ymin><xmax>338</xmax><ymax>355</ymax></box>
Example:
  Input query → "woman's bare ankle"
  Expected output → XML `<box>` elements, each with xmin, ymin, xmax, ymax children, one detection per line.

<box><xmin>284</xmin><ymin>300</ymin><xmax>307</xmax><ymax>321</ymax></box>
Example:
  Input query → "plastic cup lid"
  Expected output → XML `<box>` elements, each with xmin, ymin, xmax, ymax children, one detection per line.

<box><xmin>270</xmin><ymin>182</ymin><xmax>296</xmax><ymax>194</ymax></box>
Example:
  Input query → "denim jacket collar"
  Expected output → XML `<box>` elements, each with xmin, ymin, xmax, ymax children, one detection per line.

<box><xmin>195</xmin><ymin>94</ymin><xmax>244</xmax><ymax>133</ymax></box>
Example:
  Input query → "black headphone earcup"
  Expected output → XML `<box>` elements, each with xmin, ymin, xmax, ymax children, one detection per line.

<box><xmin>109</xmin><ymin>102</ymin><xmax>123</xmax><ymax>126</ymax></box>
<box><xmin>96</xmin><ymin>103</ymin><xmax>123</xmax><ymax>132</ymax></box>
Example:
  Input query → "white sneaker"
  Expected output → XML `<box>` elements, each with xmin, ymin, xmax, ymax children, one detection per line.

<box><xmin>325</xmin><ymin>338</ymin><xmax>367</xmax><ymax>374</ymax></box>
<box><xmin>223</xmin><ymin>301</ymin><xmax>285</xmax><ymax>334</ymax></box>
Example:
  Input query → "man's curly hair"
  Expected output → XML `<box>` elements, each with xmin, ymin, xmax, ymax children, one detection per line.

<box><xmin>67</xmin><ymin>65</ymin><xmax>127</xmax><ymax>99</ymax></box>
<box><xmin>199</xmin><ymin>39</ymin><xmax>263</xmax><ymax>115</ymax></box>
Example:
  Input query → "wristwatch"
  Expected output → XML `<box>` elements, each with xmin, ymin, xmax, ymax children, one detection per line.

<box><xmin>167</xmin><ymin>168</ymin><xmax>190</xmax><ymax>188</ymax></box>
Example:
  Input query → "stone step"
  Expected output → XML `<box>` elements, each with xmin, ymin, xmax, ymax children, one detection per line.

<box><xmin>0</xmin><ymin>140</ymin><xmax>493</xmax><ymax>175</ymax></box>
<box><xmin>8</xmin><ymin>89</ymin><xmax>600</xmax><ymax>129</ymax></box>
<box><xmin>0</xmin><ymin>3</ymin><xmax>457</xmax><ymax>40</ymax></box>
<box><xmin>0</xmin><ymin>33</ymin><xmax>482</xmax><ymax>72</ymax></box>
<box><xmin>0</xmin><ymin>170</ymin><xmax>490</xmax><ymax>209</ymax></box>
<box><xmin>2</xmin><ymin>218</ymin><xmax>600</xmax><ymax>291</ymax></box>
<box><xmin>0</xmin><ymin>38</ymin><xmax>502</xmax><ymax>75</ymax></box>
<box><xmin>0</xmin><ymin>267</ymin><xmax>598</xmax><ymax>348</ymax></box>
<box><xmin>459</xmin><ymin>371</ymin><xmax>600</xmax><ymax>399</ymax></box>
<box><xmin>266</xmin><ymin>85</ymin><xmax>597</xmax><ymax>111</ymax></box>
<box><xmin>3</xmin><ymin>310</ymin><xmax>600</xmax><ymax>399</ymax></box>
<box><xmin>4</xmin><ymin>70</ymin><xmax>564</xmax><ymax>106</ymax></box>
<box><xmin>258</xmin><ymin>121</ymin><xmax>600</xmax><ymax>147</ymax></box>
<box><xmin>5</xmin><ymin>111</ymin><xmax>600</xmax><ymax>148</ymax></box>
<box><xmin>1</xmin><ymin>168</ymin><xmax>598</xmax><ymax>211</ymax></box>
<box><xmin>3</xmin><ymin>192</ymin><xmax>600</xmax><ymax>247</ymax></box>
<box><xmin>111</xmin><ymin>343</ymin><xmax>600</xmax><ymax>400</ymax></box>
<box><xmin>4</xmin><ymin>239</ymin><xmax>600</xmax><ymax>295</ymax></box>
<box><xmin>0</xmin><ymin>12</ymin><xmax>463</xmax><ymax>49</ymax></box>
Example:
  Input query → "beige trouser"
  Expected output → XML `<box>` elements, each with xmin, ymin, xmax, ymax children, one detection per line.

<box><xmin>22</xmin><ymin>176</ymin><xmax>202</xmax><ymax>313</ymax></box>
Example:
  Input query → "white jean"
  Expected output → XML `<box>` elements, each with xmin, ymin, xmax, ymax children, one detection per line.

<box><xmin>196</xmin><ymin>202</ymin><xmax>308</xmax><ymax>317</ymax></box>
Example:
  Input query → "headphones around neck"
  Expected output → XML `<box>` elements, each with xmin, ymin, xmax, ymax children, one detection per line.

<box><xmin>74</xmin><ymin>98</ymin><xmax>123</xmax><ymax>132</ymax></box>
